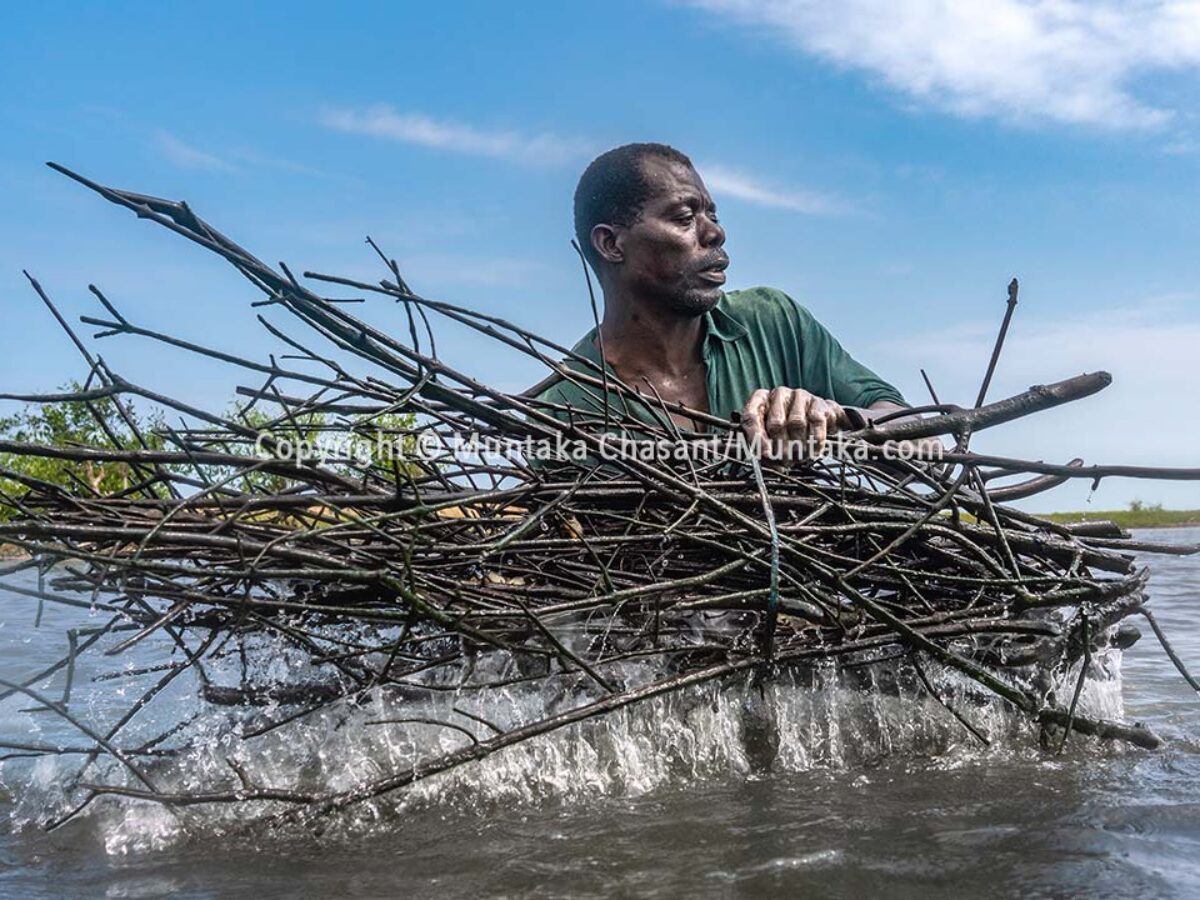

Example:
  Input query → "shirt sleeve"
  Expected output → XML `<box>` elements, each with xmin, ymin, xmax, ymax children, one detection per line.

<box><xmin>788</xmin><ymin>297</ymin><xmax>908</xmax><ymax>409</ymax></box>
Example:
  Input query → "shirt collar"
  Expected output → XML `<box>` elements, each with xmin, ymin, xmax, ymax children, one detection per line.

<box><xmin>572</xmin><ymin>294</ymin><xmax>748</xmax><ymax>363</ymax></box>
<box><xmin>704</xmin><ymin>296</ymin><xmax>749</xmax><ymax>344</ymax></box>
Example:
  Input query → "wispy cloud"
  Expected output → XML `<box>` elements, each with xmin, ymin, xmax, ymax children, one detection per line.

<box><xmin>155</xmin><ymin>132</ymin><xmax>238</xmax><ymax>172</ymax></box>
<box><xmin>701</xmin><ymin>163</ymin><xmax>847</xmax><ymax>214</ymax></box>
<box><xmin>318</xmin><ymin>106</ymin><xmax>595</xmax><ymax>165</ymax></box>
<box><xmin>686</xmin><ymin>0</ymin><xmax>1200</xmax><ymax>130</ymax></box>
<box><xmin>317</xmin><ymin>107</ymin><xmax>849</xmax><ymax>212</ymax></box>
<box><xmin>225</xmin><ymin>148</ymin><xmax>356</xmax><ymax>183</ymax></box>
<box><xmin>155</xmin><ymin>132</ymin><xmax>354</xmax><ymax>182</ymax></box>
<box><xmin>1162</xmin><ymin>137</ymin><xmax>1200</xmax><ymax>155</ymax></box>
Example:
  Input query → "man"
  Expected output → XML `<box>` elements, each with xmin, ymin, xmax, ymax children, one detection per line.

<box><xmin>534</xmin><ymin>142</ymin><xmax>908</xmax><ymax>458</ymax></box>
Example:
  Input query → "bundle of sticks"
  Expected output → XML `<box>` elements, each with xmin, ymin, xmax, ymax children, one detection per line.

<box><xmin>2</xmin><ymin>165</ymin><xmax>1198</xmax><ymax>828</ymax></box>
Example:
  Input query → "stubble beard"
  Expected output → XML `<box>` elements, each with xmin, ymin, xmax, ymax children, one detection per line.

<box><xmin>666</xmin><ymin>287</ymin><xmax>722</xmax><ymax>317</ymax></box>
<box><xmin>664</xmin><ymin>251</ymin><xmax>728</xmax><ymax>316</ymax></box>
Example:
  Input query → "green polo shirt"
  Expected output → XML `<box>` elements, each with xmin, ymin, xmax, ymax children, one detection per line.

<box><xmin>531</xmin><ymin>286</ymin><xmax>905</xmax><ymax>428</ymax></box>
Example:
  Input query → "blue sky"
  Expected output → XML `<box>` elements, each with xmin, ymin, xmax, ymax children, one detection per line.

<box><xmin>2</xmin><ymin>0</ymin><xmax>1198</xmax><ymax>510</ymax></box>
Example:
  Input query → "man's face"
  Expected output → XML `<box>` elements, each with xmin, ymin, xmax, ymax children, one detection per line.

<box><xmin>612</xmin><ymin>158</ymin><xmax>728</xmax><ymax>316</ymax></box>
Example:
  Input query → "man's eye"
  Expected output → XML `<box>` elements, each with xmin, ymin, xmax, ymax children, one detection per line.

<box><xmin>675</xmin><ymin>212</ymin><xmax>695</xmax><ymax>225</ymax></box>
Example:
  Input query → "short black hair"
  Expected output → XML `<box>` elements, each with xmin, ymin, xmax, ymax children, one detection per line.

<box><xmin>573</xmin><ymin>142</ymin><xmax>694</xmax><ymax>271</ymax></box>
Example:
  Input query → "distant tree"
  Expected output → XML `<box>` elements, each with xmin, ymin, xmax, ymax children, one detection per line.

<box><xmin>1</xmin><ymin>390</ymin><xmax>418</xmax><ymax>520</ymax></box>
<box><xmin>0</xmin><ymin>383</ymin><xmax>169</xmax><ymax>518</ymax></box>
<box><xmin>225</xmin><ymin>402</ymin><xmax>419</xmax><ymax>491</ymax></box>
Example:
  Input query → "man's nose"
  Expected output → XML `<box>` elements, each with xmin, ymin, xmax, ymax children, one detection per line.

<box><xmin>701</xmin><ymin>215</ymin><xmax>725</xmax><ymax>248</ymax></box>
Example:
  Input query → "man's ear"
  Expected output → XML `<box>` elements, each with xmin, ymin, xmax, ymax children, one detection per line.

<box><xmin>590</xmin><ymin>224</ymin><xmax>623</xmax><ymax>265</ymax></box>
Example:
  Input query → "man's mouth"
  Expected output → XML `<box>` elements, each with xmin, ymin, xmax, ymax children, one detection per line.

<box><xmin>697</xmin><ymin>257</ymin><xmax>729</xmax><ymax>285</ymax></box>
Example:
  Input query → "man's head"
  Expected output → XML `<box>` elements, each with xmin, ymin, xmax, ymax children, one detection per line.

<box><xmin>574</xmin><ymin>143</ymin><xmax>728</xmax><ymax>316</ymax></box>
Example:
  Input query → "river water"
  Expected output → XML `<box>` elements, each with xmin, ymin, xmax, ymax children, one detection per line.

<box><xmin>1</xmin><ymin>528</ymin><xmax>1198</xmax><ymax>899</ymax></box>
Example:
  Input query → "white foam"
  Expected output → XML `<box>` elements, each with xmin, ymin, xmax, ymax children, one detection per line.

<box><xmin>0</xmin><ymin>643</ymin><xmax>1129</xmax><ymax>855</ymax></box>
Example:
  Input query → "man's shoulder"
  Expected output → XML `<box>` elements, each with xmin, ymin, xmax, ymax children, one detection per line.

<box><xmin>720</xmin><ymin>286</ymin><xmax>816</xmax><ymax>333</ymax></box>
<box><xmin>522</xmin><ymin>371</ymin><xmax>567</xmax><ymax>401</ymax></box>
<box><xmin>522</xmin><ymin>329</ymin><xmax>599</xmax><ymax>402</ymax></box>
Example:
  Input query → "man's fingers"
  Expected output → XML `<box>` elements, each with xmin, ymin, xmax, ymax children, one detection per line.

<box><xmin>806</xmin><ymin>398</ymin><xmax>830</xmax><ymax>456</ymax></box>
<box><xmin>828</xmin><ymin>401</ymin><xmax>850</xmax><ymax>431</ymax></box>
<box><xmin>784</xmin><ymin>389</ymin><xmax>812</xmax><ymax>446</ymax></box>
<box><xmin>740</xmin><ymin>388</ymin><xmax>770</xmax><ymax>452</ymax></box>
<box><xmin>765</xmin><ymin>388</ymin><xmax>791</xmax><ymax>440</ymax></box>
<box><xmin>741</xmin><ymin>387</ymin><xmax>845</xmax><ymax>461</ymax></box>
<box><xmin>763</xmin><ymin>388</ymin><xmax>793</xmax><ymax>459</ymax></box>
<box><xmin>821</xmin><ymin>400</ymin><xmax>848</xmax><ymax>455</ymax></box>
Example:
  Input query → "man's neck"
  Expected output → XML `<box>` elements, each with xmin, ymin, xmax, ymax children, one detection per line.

<box><xmin>596</xmin><ymin>287</ymin><xmax>706</xmax><ymax>379</ymax></box>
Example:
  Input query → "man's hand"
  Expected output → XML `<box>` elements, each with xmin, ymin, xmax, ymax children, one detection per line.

<box><xmin>741</xmin><ymin>387</ymin><xmax>851</xmax><ymax>461</ymax></box>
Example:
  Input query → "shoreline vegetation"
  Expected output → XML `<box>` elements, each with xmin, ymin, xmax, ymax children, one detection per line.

<box><xmin>1042</xmin><ymin>508</ymin><xmax>1200</xmax><ymax>529</ymax></box>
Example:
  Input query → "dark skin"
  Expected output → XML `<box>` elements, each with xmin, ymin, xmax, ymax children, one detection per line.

<box><xmin>589</xmin><ymin>156</ymin><xmax>906</xmax><ymax>456</ymax></box>
<box><xmin>589</xmin><ymin>157</ymin><xmax>726</xmax><ymax>426</ymax></box>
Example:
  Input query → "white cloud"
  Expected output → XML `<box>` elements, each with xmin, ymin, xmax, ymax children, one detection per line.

<box><xmin>155</xmin><ymin>133</ymin><xmax>238</xmax><ymax>172</ymax></box>
<box><xmin>317</xmin><ymin>108</ymin><xmax>849</xmax><ymax>213</ymax></box>
<box><xmin>688</xmin><ymin>0</ymin><xmax>1200</xmax><ymax>130</ymax></box>
<box><xmin>155</xmin><ymin>133</ymin><xmax>355</xmax><ymax>182</ymax></box>
<box><xmin>1162</xmin><ymin>137</ymin><xmax>1200</xmax><ymax>154</ymax></box>
<box><xmin>318</xmin><ymin>106</ymin><xmax>595</xmax><ymax>165</ymax></box>
<box><xmin>225</xmin><ymin>148</ymin><xmax>357</xmax><ymax>184</ymax></box>
<box><xmin>865</xmin><ymin>295</ymin><xmax>1200</xmax><ymax>509</ymax></box>
<box><xmin>700</xmin><ymin>163</ymin><xmax>847</xmax><ymax>214</ymax></box>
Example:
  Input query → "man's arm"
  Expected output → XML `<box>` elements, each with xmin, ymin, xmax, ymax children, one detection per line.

<box><xmin>736</xmin><ymin>294</ymin><xmax>914</xmax><ymax>458</ymax></box>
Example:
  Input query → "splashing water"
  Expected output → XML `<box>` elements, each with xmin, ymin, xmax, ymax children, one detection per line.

<box><xmin>7</xmin><ymin>529</ymin><xmax>1199</xmax><ymax>897</ymax></box>
<box><xmin>0</xmin><ymin>598</ymin><xmax>1128</xmax><ymax>857</ymax></box>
